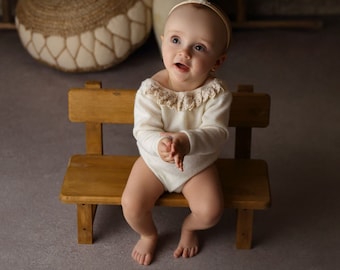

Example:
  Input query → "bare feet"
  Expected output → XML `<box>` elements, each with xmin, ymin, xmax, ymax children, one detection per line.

<box><xmin>173</xmin><ymin>230</ymin><xmax>199</xmax><ymax>258</ymax></box>
<box><xmin>132</xmin><ymin>235</ymin><xmax>158</xmax><ymax>265</ymax></box>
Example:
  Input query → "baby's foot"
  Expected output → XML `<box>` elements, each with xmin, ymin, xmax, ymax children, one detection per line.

<box><xmin>173</xmin><ymin>230</ymin><xmax>199</xmax><ymax>258</ymax></box>
<box><xmin>132</xmin><ymin>235</ymin><xmax>158</xmax><ymax>265</ymax></box>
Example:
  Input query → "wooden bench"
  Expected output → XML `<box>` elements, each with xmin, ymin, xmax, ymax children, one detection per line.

<box><xmin>60</xmin><ymin>81</ymin><xmax>271</xmax><ymax>249</ymax></box>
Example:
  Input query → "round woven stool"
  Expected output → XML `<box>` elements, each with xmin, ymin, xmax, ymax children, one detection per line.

<box><xmin>15</xmin><ymin>0</ymin><xmax>152</xmax><ymax>72</ymax></box>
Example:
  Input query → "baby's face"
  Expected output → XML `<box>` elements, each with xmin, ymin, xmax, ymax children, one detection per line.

<box><xmin>161</xmin><ymin>4</ymin><xmax>227</xmax><ymax>91</ymax></box>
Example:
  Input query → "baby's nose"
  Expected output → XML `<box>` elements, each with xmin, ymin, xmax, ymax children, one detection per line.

<box><xmin>179</xmin><ymin>48</ymin><xmax>191</xmax><ymax>59</ymax></box>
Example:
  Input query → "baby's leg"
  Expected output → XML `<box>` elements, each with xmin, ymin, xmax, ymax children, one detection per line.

<box><xmin>174</xmin><ymin>164</ymin><xmax>224</xmax><ymax>258</ymax></box>
<box><xmin>121</xmin><ymin>157</ymin><xmax>165</xmax><ymax>265</ymax></box>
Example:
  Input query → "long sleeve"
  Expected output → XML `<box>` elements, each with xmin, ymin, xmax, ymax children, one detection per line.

<box><xmin>183</xmin><ymin>90</ymin><xmax>232</xmax><ymax>155</ymax></box>
<box><xmin>133</xmin><ymin>88</ymin><xmax>163</xmax><ymax>156</ymax></box>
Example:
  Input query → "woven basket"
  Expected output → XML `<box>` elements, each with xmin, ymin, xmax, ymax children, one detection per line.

<box><xmin>15</xmin><ymin>0</ymin><xmax>153</xmax><ymax>72</ymax></box>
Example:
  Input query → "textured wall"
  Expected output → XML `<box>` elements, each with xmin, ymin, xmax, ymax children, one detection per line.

<box><xmin>214</xmin><ymin>0</ymin><xmax>340</xmax><ymax>16</ymax></box>
<box><xmin>1</xmin><ymin>0</ymin><xmax>340</xmax><ymax>17</ymax></box>
<box><xmin>247</xmin><ymin>0</ymin><xmax>340</xmax><ymax>15</ymax></box>
<box><xmin>0</xmin><ymin>0</ymin><xmax>17</xmax><ymax>17</ymax></box>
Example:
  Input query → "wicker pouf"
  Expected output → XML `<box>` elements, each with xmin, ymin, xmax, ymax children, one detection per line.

<box><xmin>15</xmin><ymin>0</ymin><xmax>153</xmax><ymax>72</ymax></box>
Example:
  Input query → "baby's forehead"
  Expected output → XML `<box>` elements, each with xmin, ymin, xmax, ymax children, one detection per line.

<box><xmin>165</xmin><ymin>5</ymin><xmax>226</xmax><ymax>39</ymax></box>
<box><xmin>166</xmin><ymin>5</ymin><xmax>221</xmax><ymax>30</ymax></box>
<box><xmin>168</xmin><ymin>4</ymin><xmax>217</xmax><ymax>20</ymax></box>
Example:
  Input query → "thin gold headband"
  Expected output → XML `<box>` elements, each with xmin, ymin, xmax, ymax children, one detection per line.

<box><xmin>168</xmin><ymin>0</ymin><xmax>232</xmax><ymax>50</ymax></box>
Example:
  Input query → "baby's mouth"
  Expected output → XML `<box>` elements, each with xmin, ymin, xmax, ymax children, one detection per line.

<box><xmin>175</xmin><ymin>62</ymin><xmax>189</xmax><ymax>72</ymax></box>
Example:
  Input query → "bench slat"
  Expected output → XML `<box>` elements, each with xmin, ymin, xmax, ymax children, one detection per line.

<box><xmin>69</xmin><ymin>89</ymin><xmax>135</xmax><ymax>124</ymax></box>
<box><xmin>68</xmin><ymin>88</ymin><xmax>270</xmax><ymax>128</ymax></box>
<box><xmin>60</xmin><ymin>155</ymin><xmax>270</xmax><ymax>210</ymax></box>
<box><xmin>230</xmin><ymin>92</ymin><xmax>270</xmax><ymax>127</ymax></box>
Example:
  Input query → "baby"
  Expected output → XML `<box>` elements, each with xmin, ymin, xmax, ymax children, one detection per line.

<box><xmin>121</xmin><ymin>0</ymin><xmax>232</xmax><ymax>265</ymax></box>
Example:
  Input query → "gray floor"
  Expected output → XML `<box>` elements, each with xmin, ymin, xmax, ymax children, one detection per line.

<box><xmin>1</xmin><ymin>16</ymin><xmax>340</xmax><ymax>270</ymax></box>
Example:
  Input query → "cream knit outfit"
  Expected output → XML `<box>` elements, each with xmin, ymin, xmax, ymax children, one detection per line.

<box><xmin>133</xmin><ymin>78</ymin><xmax>232</xmax><ymax>192</ymax></box>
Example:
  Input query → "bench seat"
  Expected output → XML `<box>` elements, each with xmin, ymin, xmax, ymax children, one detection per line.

<box><xmin>60</xmin><ymin>154</ymin><xmax>270</xmax><ymax>209</ymax></box>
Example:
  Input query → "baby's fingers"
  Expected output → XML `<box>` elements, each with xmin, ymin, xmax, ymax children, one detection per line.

<box><xmin>174</xmin><ymin>154</ymin><xmax>184</xmax><ymax>172</ymax></box>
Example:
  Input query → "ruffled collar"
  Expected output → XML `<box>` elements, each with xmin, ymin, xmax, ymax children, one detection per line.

<box><xmin>142</xmin><ymin>78</ymin><xmax>224</xmax><ymax>111</ymax></box>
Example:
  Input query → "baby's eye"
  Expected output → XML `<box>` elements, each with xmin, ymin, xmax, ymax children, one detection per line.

<box><xmin>194</xmin><ymin>44</ymin><xmax>206</xmax><ymax>52</ymax></box>
<box><xmin>171</xmin><ymin>37</ymin><xmax>180</xmax><ymax>44</ymax></box>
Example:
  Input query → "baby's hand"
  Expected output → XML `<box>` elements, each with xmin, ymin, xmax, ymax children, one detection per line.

<box><xmin>159</xmin><ymin>132</ymin><xmax>190</xmax><ymax>172</ymax></box>
<box><xmin>172</xmin><ymin>152</ymin><xmax>184</xmax><ymax>172</ymax></box>
<box><xmin>158</xmin><ymin>136</ymin><xmax>174</xmax><ymax>163</ymax></box>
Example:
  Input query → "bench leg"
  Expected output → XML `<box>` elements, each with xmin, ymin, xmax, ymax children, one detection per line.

<box><xmin>236</xmin><ymin>209</ymin><xmax>254</xmax><ymax>249</ymax></box>
<box><xmin>77</xmin><ymin>204</ymin><xmax>97</xmax><ymax>244</ymax></box>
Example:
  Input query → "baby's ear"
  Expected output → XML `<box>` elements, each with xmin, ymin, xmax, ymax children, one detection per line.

<box><xmin>214</xmin><ymin>54</ymin><xmax>227</xmax><ymax>70</ymax></box>
<box><xmin>160</xmin><ymin>35</ymin><xmax>164</xmax><ymax>42</ymax></box>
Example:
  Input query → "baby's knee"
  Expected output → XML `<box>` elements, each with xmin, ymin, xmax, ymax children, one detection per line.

<box><xmin>121</xmin><ymin>191</ymin><xmax>152</xmax><ymax>220</ymax></box>
<box><xmin>121</xmin><ymin>192</ymin><xmax>139</xmax><ymax>217</ymax></box>
<box><xmin>207</xmin><ymin>207</ymin><xmax>223</xmax><ymax>226</ymax></box>
<box><xmin>195</xmin><ymin>204</ymin><xmax>223</xmax><ymax>227</ymax></box>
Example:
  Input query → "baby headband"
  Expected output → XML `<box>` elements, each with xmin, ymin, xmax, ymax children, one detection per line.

<box><xmin>168</xmin><ymin>0</ymin><xmax>231</xmax><ymax>50</ymax></box>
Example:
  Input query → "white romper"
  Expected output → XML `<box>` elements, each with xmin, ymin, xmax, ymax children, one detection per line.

<box><xmin>133</xmin><ymin>78</ymin><xmax>232</xmax><ymax>193</ymax></box>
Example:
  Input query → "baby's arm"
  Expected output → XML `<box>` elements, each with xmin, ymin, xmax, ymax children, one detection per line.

<box><xmin>182</xmin><ymin>91</ymin><xmax>232</xmax><ymax>156</ymax></box>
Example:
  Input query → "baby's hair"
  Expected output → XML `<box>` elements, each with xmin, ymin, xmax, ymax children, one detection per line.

<box><xmin>168</xmin><ymin>0</ymin><xmax>232</xmax><ymax>50</ymax></box>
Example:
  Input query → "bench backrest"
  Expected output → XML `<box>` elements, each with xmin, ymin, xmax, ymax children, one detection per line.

<box><xmin>69</xmin><ymin>81</ymin><xmax>270</xmax><ymax>158</ymax></box>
